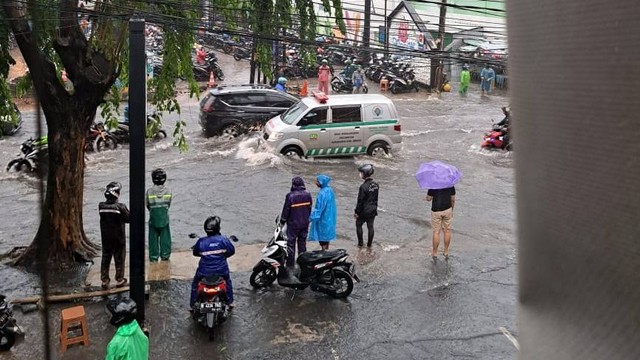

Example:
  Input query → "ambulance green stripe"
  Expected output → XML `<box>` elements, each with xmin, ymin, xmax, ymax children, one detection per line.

<box><xmin>300</xmin><ymin>119</ymin><xmax>397</xmax><ymax>130</ymax></box>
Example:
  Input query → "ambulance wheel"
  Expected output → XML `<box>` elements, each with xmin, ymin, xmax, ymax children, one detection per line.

<box><xmin>367</xmin><ymin>141</ymin><xmax>389</xmax><ymax>157</ymax></box>
<box><xmin>281</xmin><ymin>146</ymin><xmax>303</xmax><ymax>158</ymax></box>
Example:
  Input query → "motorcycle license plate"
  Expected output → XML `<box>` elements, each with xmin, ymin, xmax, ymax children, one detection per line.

<box><xmin>200</xmin><ymin>303</ymin><xmax>215</xmax><ymax>312</ymax></box>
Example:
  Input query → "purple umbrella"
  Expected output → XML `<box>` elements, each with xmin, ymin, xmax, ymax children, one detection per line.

<box><xmin>415</xmin><ymin>161</ymin><xmax>462</xmax><ymax>190</ymax></box>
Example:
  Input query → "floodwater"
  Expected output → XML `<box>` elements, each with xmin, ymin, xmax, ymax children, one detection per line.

<box><xmin>0</xmin><ymin>54</ymin><xmax>517</xmax><ymax>359</ymax></box>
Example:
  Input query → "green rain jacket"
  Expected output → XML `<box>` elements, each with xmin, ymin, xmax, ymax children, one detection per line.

<box><xmin>460</xmin><ymin>70</ymin><xmax>471</xmax><ymax>87</ymax></box>
<box><xmin>146</xmin><ymin>185</ymin><xmax>172</xmax><ymax>228</ymax></box>
<box><xmin>105</xmin><ymin>321</ymin><xmax>149</xmax><ymax>360</ymax></box>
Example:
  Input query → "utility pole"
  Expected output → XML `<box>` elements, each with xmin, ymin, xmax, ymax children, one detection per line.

<box><xmin>432</xmin><ymin>0</ymin><xmax>447</xmax><ymax>91</ymax></box>
<box><xmin>384</xmin><ymin>0</ymin><xmax>389</xmax><ymax>57</ymax></box>
<box><xmin>128</xmin><ymin>18</ymin><xmax>146</xmax><ymax>328</ymax></box>
<box><xmin>362</xmin><ymin>0</ymin><xmax>372</xmax><ymax>63</ymax></box>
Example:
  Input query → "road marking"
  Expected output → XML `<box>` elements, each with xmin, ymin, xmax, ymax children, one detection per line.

<box><xmin>499</xmin><ymin>326</ymin><xmax>520</xmax><ymax>351</ymax></box>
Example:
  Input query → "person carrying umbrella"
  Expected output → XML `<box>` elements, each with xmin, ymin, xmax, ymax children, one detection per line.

<box><xmin>415</xmin><ymin>161</ymin><xmax>461</xmax><ymax>260</ymax></box>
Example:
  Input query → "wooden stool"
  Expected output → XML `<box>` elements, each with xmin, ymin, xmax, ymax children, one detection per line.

<box><xmin>380</xmin><ymin>78</ymin><xmax>389</xmax><ymax>92</ymax></box>
<box><xmin>60</xmin><ymin>305</ymin><xmax>89</xmax><ymax>352</ymax></box>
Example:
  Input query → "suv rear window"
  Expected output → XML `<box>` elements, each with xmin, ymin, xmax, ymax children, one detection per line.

<box><xmin>220</xmin><ymin>93</ymin><xmax>269</xmax><ymax>107</ymax></box>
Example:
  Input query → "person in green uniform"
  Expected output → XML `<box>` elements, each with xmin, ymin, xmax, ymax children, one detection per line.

<box><xmin>146</xmin><ymin>168</ymin><xmax>172</xmax><ymax>261</ymax></box>
<box><xmin>105</xmin><ymin>298</ymin><xmax>149</xmax><ymax>360</ymax></box>
<box><xmin>459</xmin><ymin>64</ymin><xmax>471</xmax><ymax>95</ymax></box>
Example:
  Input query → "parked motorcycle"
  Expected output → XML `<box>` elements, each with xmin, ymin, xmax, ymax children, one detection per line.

<box><xmin>111</xmin><ymin>109</ymin><xmax>168</xmax><ymax>143</ymax></box>
<box><xmin>85</xmin><ymin>122</ymin><xmax>118</xmax><ymax>152</ymax></box>
<box><xmin>193</xmin><ymin>52</ymin><xmax>224</xmax><ymax>82</ymax></box>
<box><xmin>389</xmin><ymin>69</ymin><xmax>420</xmax><ymax>94</ymax></box>
<box><xmin>330</xmin><ymin>75</ymin><xmax>369</xmax><ymax>94</ymax></box>
<box><xmin>188</xmin><ymin>233</ymin><xmax>237</xmax><ymax>341</ymax></box>
<box><xmin>249</xmin><ymin>216</ymin><xmax>359</xmax><ymax>298</ymax></box>
<box><xmin>0</xmin><ymin>294</ymin><xmax>25</xmax><ymax>351</ymax></box>
<box><xmin>6</xmin><ymin>136</ymin><xmax>48</xmax><ymax>173</ymax></box>
<box><xmin>233</xmin><ymin>45</ymin><xmax>251</xmax><ymax>61</ymax></box>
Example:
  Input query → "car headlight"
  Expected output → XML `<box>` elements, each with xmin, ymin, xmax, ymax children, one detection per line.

<box><xmin>268</xmin><ymin>132</ymin><xmax>283</xmax><ymax>141</ymax></box>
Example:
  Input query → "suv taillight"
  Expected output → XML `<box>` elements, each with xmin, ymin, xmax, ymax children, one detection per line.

<box><xmin>201</xmin><ymin>95</ymin><xmax>216</xmax><ymax>113</ymax></box>
<box><xmin>394</xmin><ymin>124</ymin><xmax>401</xmax><ymax>132</ymax></box>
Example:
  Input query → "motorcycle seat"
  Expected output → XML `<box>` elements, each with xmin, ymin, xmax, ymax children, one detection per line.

<box><xmin>200</xmin><ymin>275</ymin><xmax>225</xmax><ymax>286</ymax></box>
<box><xmin>297</xmin><ymin>249</ymin><xmax>346</xmax><ymax>266</ymax></box>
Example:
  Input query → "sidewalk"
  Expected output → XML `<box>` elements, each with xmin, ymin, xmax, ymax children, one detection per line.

<box><xmin>84</xmin><ymin>243</ymin><xmax>265</xmax><ymax>287</ymax></box>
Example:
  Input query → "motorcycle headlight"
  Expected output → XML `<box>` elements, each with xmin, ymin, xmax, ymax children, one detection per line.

<box><xmin>268</xmin><ymin>132</ymin><xmax>283</xmax><ymax>141</ymax></box>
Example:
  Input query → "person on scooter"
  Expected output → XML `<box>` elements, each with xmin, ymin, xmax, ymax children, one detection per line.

<box><xmin>146</xmin><ymin>168</ymin><xmax>172</xmax><ymax>262</ymax></box>
<box><xmin>275</xmin><ymin>77</ymin><xmax>288</xmax><ymax>92</ymax></box>
<box><xmin>190</xmin><ymin>216</ymin><xmax>236</xmax><ymax>310</ymax></box>
<box><xmin>309</xmin><ymin>174</ymin><xmax>337</xmax><ymax>251</ymax></box>
<box><xmin>352</xmin><ymin>65</ymin><xmax>365</xmax><ymax>94</ymax></box>
<box><xmin>280</xmin><ymin>176</ymin><xmax>313</xmax><ymax>267</ymax></box>
<box><xmin>99</xmin><ymin>182</ymin><xmax>130</xmax><ymax>289</ymax></box>
<box><xmin>354</xmin><ymin>164</ymin><xmax>379</xmax><ymax>248</ymax></box>
<box><xmin>105</xmin><ymin>297</ymin><xmax>149</xmax><ymax>360</ymax></box>
<box><xmin>340</xmin><ymin>59</ymin><xmax>355</xmax><ymax>79</ymax></box>
<box><xmin>496</xmin><ymin>106</ymin><xmax>511</xmax><ymax>128</ymax></box>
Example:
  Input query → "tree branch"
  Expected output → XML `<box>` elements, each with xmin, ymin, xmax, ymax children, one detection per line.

<box><xmin>3</xmin><ymin>0</ymin><xmax>68</xmax><ymax>126</ymax></box>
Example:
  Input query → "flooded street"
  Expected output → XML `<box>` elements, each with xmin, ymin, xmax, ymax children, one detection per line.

<box><xmin>0</xmin><ymin>54</ymin><xmax>516</xmax><ymax>359</ymax></box>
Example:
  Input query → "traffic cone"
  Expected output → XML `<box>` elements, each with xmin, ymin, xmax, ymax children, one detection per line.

<box><xmin>300</xmin><ymin>79</ymin><xmax>308</xmax><ymax>97</ymax></box>
<box><xmin>208</xmin><ymin>71</ymin><xmax>215</xmax><ymax>88</ymax></box>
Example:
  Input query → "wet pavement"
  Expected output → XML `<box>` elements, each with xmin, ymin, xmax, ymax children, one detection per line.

<box><xmin>0</xmin><ymin>52</ymin><xmax>517</xmax><ymax>359</ymax></box>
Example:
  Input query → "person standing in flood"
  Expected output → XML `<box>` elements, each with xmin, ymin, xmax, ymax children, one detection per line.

<box><xmin>308</xmin><ymin>174</ymin><xmax>337</xmax><ymax>251</ymax></box>
<box><xmin>354</xmin><ymin>164</ymin><xmax>379</xmax><ymax>247</ymax></box>
<box><xmin>317</xmin><ymin>59</ymin><xmax>332</xmax><ymax>94</ymax></box>
<box><xmin>99</xmin><ymin>182</ymin><xmax>130</xmax><ymax>289</ymax></box>
<box><xmin>459</xmin><ymin>64</ymin><xmax>471</xmax><ymax>95</ymax></box>
<box><xmin>480</xmin><ymin>64</ymin><xmax>495</xmax><ymax>95</ymax></box>
<box><xmin>280</xmin><ymin>176</ymin><xmax>313</xmax><ymax>267</ymax></box>
<box><xmin>426</xmin><ymin>186</ymin><xmax>456</xmax><ymax>260</ymax></box>
<box><xmin>146</xmin><ymin>168</ymin><xmax>172</xmax><ymax>262</ymax></box>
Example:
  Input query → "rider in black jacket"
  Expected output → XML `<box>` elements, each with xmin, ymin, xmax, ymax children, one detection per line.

<box><xmin>354</xmin><ymin>164</ymin><xmax>379</xmax><ymax>247</ymax></box>
<box><xmin>99</xmin><ymin>182</ymin><xmax>130</xmax><ymax>289</ymax></box>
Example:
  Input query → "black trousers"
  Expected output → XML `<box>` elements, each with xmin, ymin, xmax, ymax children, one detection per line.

<box><xmin>101</xmin><ymin>243</ymin><xmax>126</xmax><ymax>283</ymax></box>
<box><xmin>356</xmin><ymin>216</ymin><xmax>376</xmax><ymax>246</ymax></box>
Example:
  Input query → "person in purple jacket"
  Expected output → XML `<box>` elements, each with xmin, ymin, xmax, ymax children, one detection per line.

<box><xmin>280</xmin><ymin>176</ymin><xmax>313</xmax><ymax>267</ymax></box>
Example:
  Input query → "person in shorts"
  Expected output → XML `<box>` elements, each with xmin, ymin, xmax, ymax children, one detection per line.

<box><xmin>427</xmin><ymin>186</ymin><xmax>456</xmax><ymax>260</ymax></box>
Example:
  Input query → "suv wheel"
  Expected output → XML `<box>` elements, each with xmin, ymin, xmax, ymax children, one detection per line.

<box><xmin>281</xmin><ymin>146</ymin><xmax>303</xmax><ymax>158</ymax></box>
<box><xmin>220</xmin><ymin>125</ymin><xmax>239</xmax><ymax>139</ymax></box>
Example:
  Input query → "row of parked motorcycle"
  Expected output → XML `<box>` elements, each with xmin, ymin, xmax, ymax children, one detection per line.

<box><xmin>364</xmin><ymin>57</ymin><xmax>420</xmax><ymax>94</ymax></box>
<box><xmin>6</xmin><ymin>113</ymin><xmax>167</xmax><ymax>174</ymax></box>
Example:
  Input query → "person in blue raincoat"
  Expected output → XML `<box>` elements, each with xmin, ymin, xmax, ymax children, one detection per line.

<box><xmin>308</xmin><ymin>174</ymin><xmax>337</xmax><ymax>251</ymax></box>
<box><xmin>480</xmin><ymin>64</ymin><xmax>495</xmax><ymax>95</ymax></box>
<box><xmin>190</xmin><ymin>216</ymin><xmax>236</xmax><ymax>309</ymax></box>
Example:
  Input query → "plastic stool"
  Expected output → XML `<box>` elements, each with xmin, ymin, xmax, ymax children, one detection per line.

<box><xmin>60</xmin><ymin>305</ymin><xmax>89</xmax><ymax>352</ymax></box>
<box><xmin>380</xmin><ymin>78</ymin><xmax>389</xmax><ymax>92</ymax></box>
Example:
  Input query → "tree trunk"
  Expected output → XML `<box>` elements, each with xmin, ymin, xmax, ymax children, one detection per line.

<box><xmin>17</xmin><ymin>101</ymin><xmax>101</xmax><ymax>266</ymax></box>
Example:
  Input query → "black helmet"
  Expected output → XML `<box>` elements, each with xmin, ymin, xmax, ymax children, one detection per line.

<box><xmin>107</xmin><ymin>297</ymin><xmax>137</xmax><ymax>327</ymax></box>
<box><xmin>204</xmin><ymin>216</ymin><xmax>221</xmax><ymax>235</ymax></box>
<box><xmin>151</xmin><ymin>168</ymin><xmax>167</xmax><ymax>185</ymax></box>
<box><xmin>104</xmin><ymin>181</ymin><xmax>122</xmax><ymax>200</ymax></box>
<box><xmin>358</xmin><ymin>164</ymin><xmax>374</xmax><ymax>178</ymax></box>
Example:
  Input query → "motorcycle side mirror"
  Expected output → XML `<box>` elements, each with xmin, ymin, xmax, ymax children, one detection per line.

<box><xmin>230</xmin><ymin>235</ymin><xmax>239</xmax><ymax>242</ymax></box>
<box><xmin>188</xmin><ymin>233</ymin><xmax>198</xmax><ymax>239</ymax></box>
<box><xmin>274</xmin><ymin>216</ymin><xmax>280</xmax><ymax>224</ymax></box>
